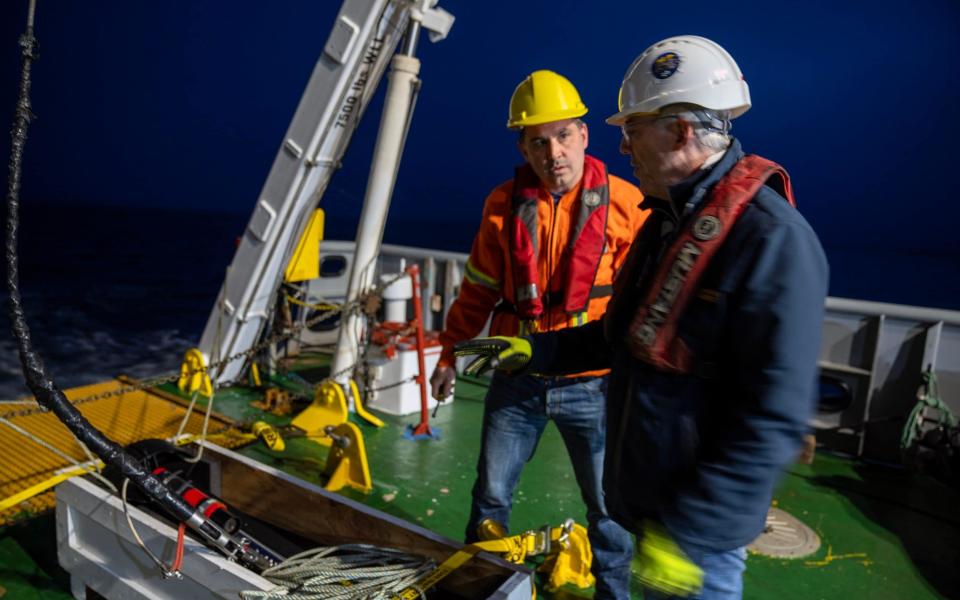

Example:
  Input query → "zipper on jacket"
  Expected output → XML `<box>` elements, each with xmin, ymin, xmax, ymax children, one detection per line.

<box><xmin>544</xmin><ymin>190</ymin><xmax>559</xmax><ymax>330</ymax></box>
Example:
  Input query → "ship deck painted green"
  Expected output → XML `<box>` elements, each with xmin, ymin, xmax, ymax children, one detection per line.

<box><xmin>1</xmin><ymin>363</ymin><xmax>958</xmax><ymax>599</ymax></box>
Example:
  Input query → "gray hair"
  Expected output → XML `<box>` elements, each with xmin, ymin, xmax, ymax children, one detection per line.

<box><xmin>658</xmin><ymin>104</ymin><xmax>732</xmax><ymax>152</ymax></box>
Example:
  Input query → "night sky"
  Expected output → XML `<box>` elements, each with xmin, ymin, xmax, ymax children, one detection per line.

<box><xmin>1</xmin><ymin>1</ymin><xmax>959</xmax><ymax>307</ymax></box>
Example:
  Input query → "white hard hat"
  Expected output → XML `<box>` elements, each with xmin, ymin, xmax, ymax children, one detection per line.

<box><xmin>607</xmin><ymin>35</ymin><xmax>751</xmax><ymax>125</ymax></box>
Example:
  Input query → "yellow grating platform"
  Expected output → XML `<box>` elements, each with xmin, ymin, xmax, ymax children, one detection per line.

<box><xmin>0</xmin><ymin>378</ymin><xmax>243</xmax><ymax>526</ymax></box>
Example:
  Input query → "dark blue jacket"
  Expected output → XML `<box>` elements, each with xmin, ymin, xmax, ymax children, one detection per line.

<box><xmin>526</xmin><ymin>139</ymin><xmax>828</xmax><ymax>552</ymax></box>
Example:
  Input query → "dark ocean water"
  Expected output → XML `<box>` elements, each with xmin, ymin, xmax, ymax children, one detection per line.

<box><xmin>2</xmin><ymin>202</ymin><xmax>958</xmax><ymax>400</ymax></box>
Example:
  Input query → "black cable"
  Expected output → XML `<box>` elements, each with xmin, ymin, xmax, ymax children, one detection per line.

<box><xmin>4</xmin><ymin>2</ymin><xmax>195</xmax><ymax>526</ymax></box>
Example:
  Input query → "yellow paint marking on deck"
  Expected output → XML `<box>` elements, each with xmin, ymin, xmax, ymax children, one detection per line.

<box><xmin>804</xmin><ymin>545</ymin><xmax>872</xmax><ymax>567</ymax></box>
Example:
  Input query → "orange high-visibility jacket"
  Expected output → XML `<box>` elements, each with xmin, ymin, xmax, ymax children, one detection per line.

<box><xmin>438</xmin><ymin>160</ymin><xmax>647</xmax><ymax>376</ymax></box>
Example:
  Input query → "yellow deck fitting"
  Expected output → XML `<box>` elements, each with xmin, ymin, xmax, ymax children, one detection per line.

<box><xmin>284</xmin><ymin>208</ymin><xmax>325</xmax><ymax>283</ymax></box>
<box><xmin>539</xmin><ymin>522</ymin><xmax>594</xmax><ymax>591</ymax></box>
<box><xmin>250</xmin><ymin>387</ymin><xmax>293</xmax><ymax>416</ymax></box>
<box><xmin>250</xmin><ymin>362</ymin><xmax>262</xmax><ymax>387</ymax></box>
<box><xmin>473</xmin><ymin>519</ymin><xmax>594</xmax><ymax>590</ymax></box>
<box><xmin>177</xmin><ymin>348</ymin><xmax>213</xmax><ymax>398</ymax></box>
<box><xmin>290</xmin><ymin>380</ymin><xmax>348</xmax><ymax>444</ymax></box>
<box><xmin>251</xmin><ymin>421</ymin><xmax>285</xmax><ymax>452</ymax></box>
<box><xmin>322</xmin><ymin>422</ymin><xmax>372</xmax><ymax>494</ymax></box>
<box><xmin>349</xmin><ymin>379</ymin><xmax>384</xmax><ymax>428</ymax></box>
<box><xmin>392</xmin><ymin>520</ymin><xmax>590</xmax><ymax>600</ymax></box>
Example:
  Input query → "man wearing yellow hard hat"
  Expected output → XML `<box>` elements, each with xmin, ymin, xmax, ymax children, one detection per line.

<box><xmin>430</xmin><ymin>70</ymin><xmax>647</xmax><ymax>598</ymax></box>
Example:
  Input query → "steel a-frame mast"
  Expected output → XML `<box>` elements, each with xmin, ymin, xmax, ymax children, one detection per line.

<box><xmin>198</xmin><ymin>0</ymin><xmax>453</xmax><ymax>384</ymax></box>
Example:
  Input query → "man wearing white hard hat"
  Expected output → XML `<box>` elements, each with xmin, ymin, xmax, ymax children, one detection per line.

<box><xmin>455</xmin><ymin>36</ymin><xmax>828</xmax><ymax>598</ymax></box>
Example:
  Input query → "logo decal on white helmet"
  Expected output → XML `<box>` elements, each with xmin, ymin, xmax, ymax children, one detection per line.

<box><xmin>652</xmin><ymin>52</ymin><xmax>681</xmax><ymax>79</ymax></box>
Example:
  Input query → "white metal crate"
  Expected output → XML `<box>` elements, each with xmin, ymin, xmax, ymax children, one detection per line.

<box><xmin>56</xmin><ymin>476</ymin><xmax>271</xmax><ymax>600</ymax></box>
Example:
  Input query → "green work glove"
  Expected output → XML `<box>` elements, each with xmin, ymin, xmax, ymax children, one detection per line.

<box><xmin>453</xmin><ymin>336</ymin><xmax>532</xmax><ymax>377</ymax></box>
<box><xmin>633</xmin><ymin>521</ymin><xmax>704</xmax><ymax>597</ymax></box>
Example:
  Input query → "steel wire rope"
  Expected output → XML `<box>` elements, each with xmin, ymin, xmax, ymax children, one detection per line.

<box><xmin>368</xmin><ymin>375</ymin><xmax>416</xmax><ymax>393</ymax></box>
<box><xmin>239</xmin><ymin>544</ymin><xmax>433</xmax><ymax>600</ymax></box>
<box><xmin>120</xmin><ymin>478</ymin><xmax>185</xmax><ymax>579</ymax></box>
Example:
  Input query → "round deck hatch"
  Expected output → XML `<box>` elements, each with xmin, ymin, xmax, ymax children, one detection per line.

<box><xmin>747</xmin><ymin>507</ymin><xmax>821</xmax><ymax>558</ymax></box>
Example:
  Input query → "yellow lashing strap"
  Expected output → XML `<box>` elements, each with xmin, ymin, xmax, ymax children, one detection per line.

<box><xmin>251</xmin><ymin>421</ymin><xmax>285</xmax><ymax>451</ymax></box>
<box><xmin>0</xmin><ymin>460</ymin><xmax>103</xmax><ymax>512</ymax></box>
<box><xmin>173</xmin><ymin>420</ymin><xmax>286</xmax><ymax>452</ymax></box>
<box><xmin>391</xmin><ymin>519</ymin><xmax>591</xmax><ymax>600</ymax></box>
<box><xmin>390</xmin><ymin>544</ymin><xmax>488</xmax><ymax>600</ymax></box>
<box><xmin>283</xmin><ymin>295</ymin><xmax>339</xmax><ymax>312</ymax></box>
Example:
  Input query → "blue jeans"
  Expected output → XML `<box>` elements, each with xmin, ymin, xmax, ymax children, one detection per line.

<box><xmin>642</xmin><ymin>543</ymin><xmax>747</xmax><ymax>600</ymax></box>
<box><xmin>466</xmin><ymin>373</ymin><xmax>634</xmax><ymax>600</ymax></box>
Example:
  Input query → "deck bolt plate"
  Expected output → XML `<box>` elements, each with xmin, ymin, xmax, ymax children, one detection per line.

<box><xmin>747</xmin><ymin>507</ymin><xmax>821</xmax><ymax>558</ymax></box>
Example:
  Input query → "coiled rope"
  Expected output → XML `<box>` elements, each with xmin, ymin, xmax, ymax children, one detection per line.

<box><xmin>240</xmin><ymin>544</ymin><xmax>435</xmax><ymax>600</ymax></box>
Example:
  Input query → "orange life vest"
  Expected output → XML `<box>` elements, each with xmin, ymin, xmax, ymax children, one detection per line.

<box><xmin>627</xmin><ymin>155</ymin><xmax>795</xmax><ymax>373</ymax></box>
<box><xmin>509</xmin><ymin>155</ymin><xmax>610</xmax><ymax>319</ymax></box>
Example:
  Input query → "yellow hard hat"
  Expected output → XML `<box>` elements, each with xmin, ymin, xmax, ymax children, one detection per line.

<box><xmin>507</xmin><ymin>70</ymin><xmax>588</xmax><ymax>130</ymax></box>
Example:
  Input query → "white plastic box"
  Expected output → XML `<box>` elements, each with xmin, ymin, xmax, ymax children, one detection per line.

<box><xmin>366</xmin><ymin>341</ymin><xmax>445</xmax><ymax>416</ymax></box>
<box><xmin>56</xmin><ymin>476</ymin><xmax>272</xmax><ymax>600</ymax></box>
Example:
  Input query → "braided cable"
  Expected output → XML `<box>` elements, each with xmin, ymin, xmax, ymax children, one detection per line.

<box><xmin>240</xmin><ymin>544</ymin><xmax>434</xmax><ymax>600</ymax></box>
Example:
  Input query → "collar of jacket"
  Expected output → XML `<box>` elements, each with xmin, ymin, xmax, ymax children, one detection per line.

<box><xmin>639</xmin><ymin>138</ymin><xmax>745</xmax><ymax>218</ymax></box>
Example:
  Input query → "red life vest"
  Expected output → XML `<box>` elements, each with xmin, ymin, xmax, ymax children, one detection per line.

<box><xmin>626</xmin><ymin>155</ymin><xmax>795</xmax><ymax>373</ymax></box>
<box><xmin>509</xmin><ymin>155</ymin><xmax>610</xmax><ymax>320</ymax></box>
